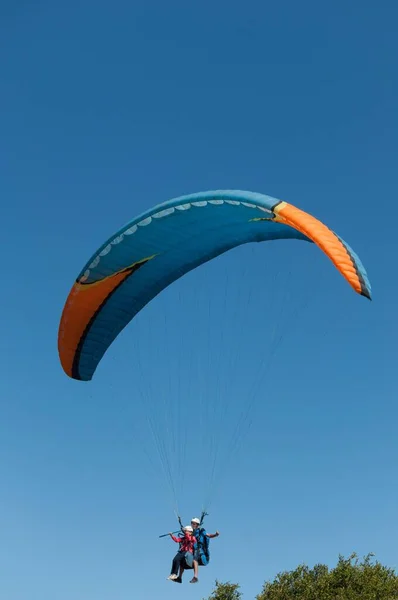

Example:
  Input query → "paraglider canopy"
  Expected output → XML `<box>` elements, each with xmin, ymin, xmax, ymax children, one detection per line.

<box><xmin>58</xmin><ymin>190</ymin><xmax>371</xmax><ymax>382</ymax></box>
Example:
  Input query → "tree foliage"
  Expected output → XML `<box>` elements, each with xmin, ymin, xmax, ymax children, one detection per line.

<box><xmin>204</xmin><ymin>580</ymin><xmax>242</xmax><ymax>600</ymax></box>
<box><xmin>205</xmin><ymin>554</ymin><xmax>398</xmax><ymax>600</ymax></box>
<box><xmin>256</xmin><ymin>553</ymin><xmax>398</xmax><ymax>600</ymax></box>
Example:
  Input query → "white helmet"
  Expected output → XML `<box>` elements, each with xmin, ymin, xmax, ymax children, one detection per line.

<box><xmin>183</xmin><ymin>525</ymin><xmax>193</xmax><ymax>532</ymax></box>
<box><xmin>191</xmin><ymin>517</ymin><xmax>200</xmax><ymax>524</ymax></box>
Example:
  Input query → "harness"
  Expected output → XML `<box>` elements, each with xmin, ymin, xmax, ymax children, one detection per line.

<box><xmin>194</xmin><ymin>527</ymin><xmax>210</xmax><ymax>566</ymax></box>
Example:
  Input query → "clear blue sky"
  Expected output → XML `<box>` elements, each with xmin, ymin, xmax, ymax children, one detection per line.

<box><xmin>1</xmin><ymin>1</ymin><xmax>397</xmax><ymax>598</ymax></box>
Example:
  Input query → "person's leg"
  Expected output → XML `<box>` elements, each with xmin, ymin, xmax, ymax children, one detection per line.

<box><xmin>190</xmin><ymin>559</ymin><xmax>199</xmax><ymax>583</ymax></box>
<box><xmin>168</xmin><ymin>552</ymin><xmax>180</xmax><ymax>579</ymax></box>
<box><xmin>176</xmin><ymin>564</ymin><xmax>184</xmax><ymax>582</ymax></box>
<box><xmin>175</xmin><ymin>553</ymin><xmax>185</xmax><ymax>582</ymax></box>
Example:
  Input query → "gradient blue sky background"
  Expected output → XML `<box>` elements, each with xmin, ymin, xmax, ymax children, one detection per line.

<box><xmin>1</xmin><ymin>1</ymin><xmax>397</xmax><ymax>599</ymax></box>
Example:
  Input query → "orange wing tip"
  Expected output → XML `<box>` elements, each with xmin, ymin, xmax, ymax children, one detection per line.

<box><xmin>273</xmin><ymin>201</ymin><xmax>371</xmax><ymax>299</ymax></box>
<box><xmin>58</xmin><ymin>255</ymin><xmax>157</xmax><ymax>380</ymax></box>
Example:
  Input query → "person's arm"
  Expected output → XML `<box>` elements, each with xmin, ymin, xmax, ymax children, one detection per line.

<box><xmin>206</xmin><ymin>531</ymin><xmax>220</xmax><ymax>538</ymax></box>
<box><xmin>170</xmin><ymin>534</ymin><xmax>181</xmax><ymax>543</ymax></box>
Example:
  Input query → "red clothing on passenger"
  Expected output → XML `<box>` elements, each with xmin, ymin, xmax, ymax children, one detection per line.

<box><xmin>171</xmin><ymin>533</ymin><xmax>196</xmax><ymax>553</ymax></box>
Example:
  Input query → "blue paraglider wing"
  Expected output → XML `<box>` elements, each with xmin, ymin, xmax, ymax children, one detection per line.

<box><xmin>58</xmin><ymin>190</ymin><xmax>371</xmax><ymax>381</ymax></box>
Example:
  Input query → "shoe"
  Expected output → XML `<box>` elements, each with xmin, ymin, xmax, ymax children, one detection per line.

<box><xmin>167</xmin><ymin>574</ymin><xmax>177</xmax><ymax>580</ymax></box>
<box><xmin>190</xmin><ymin>577</ymin><xmax>198</xmax><ymax>583</ymax></box>
<box><xmin>175</xmin><ymin>577</ymin><xmax>182</xmax><ymax>583</ymax></box>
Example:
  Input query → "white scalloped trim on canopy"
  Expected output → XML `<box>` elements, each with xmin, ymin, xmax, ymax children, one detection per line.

<box><xmin>79</xmin><ymin>199</ymin><xmax>272</xmax><ymax>283</ymax></box>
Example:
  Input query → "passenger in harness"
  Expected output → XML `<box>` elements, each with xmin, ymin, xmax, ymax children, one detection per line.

<box><xmin>190</xmin><ymin>517</ymin><xmax>220</xmax><ymax>584</ymax></box>
<box><xmin>167</xmin><ymin>525</ymin><xmax>197</xmax><ymax>584</ymax></box>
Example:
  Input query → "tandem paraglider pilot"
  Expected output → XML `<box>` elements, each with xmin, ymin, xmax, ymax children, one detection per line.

<box><xmin>190</xmin><ymin>516</ymin><xmax>219</xmax><ymax>583</ymax></box>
